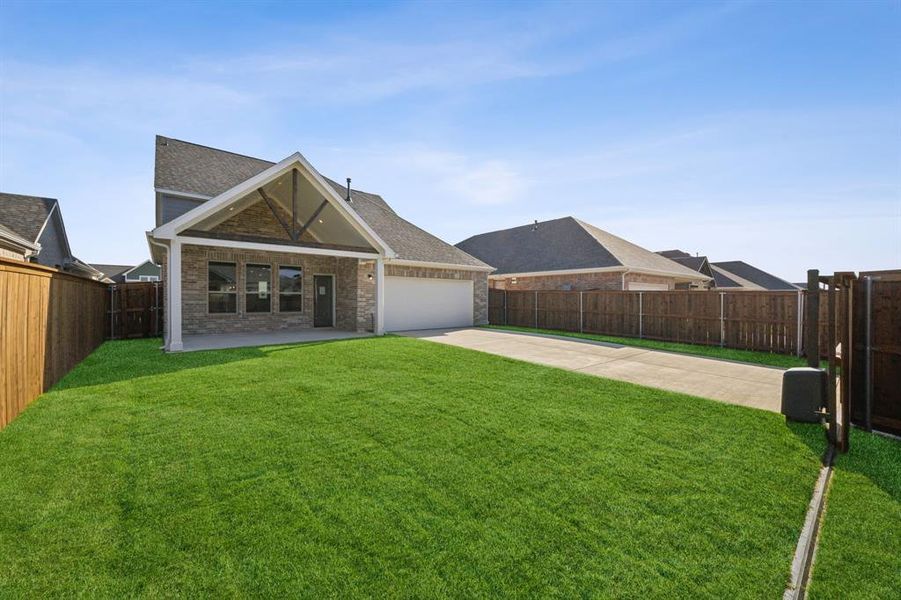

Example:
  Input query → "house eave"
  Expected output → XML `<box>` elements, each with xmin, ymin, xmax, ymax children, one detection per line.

<box><xmin>387</xmin><ymin>258</ymin><xmax>495</xmax><ymax>272</ymax></box>
<box><xmin>488</xmin><ymin>265</ymin><xmax>712</xmax><ymax>282</ymax></box>
<box><xmin>176</xmin><ymin>234</ymin><xmax>381</xmax><ymax>260</ymax></box>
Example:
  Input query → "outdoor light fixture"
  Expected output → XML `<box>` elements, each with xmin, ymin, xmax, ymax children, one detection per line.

<box><xmin>367</xmin><ymin>273</ymin><xmax>373</xmax><ymax>281</ymax></box>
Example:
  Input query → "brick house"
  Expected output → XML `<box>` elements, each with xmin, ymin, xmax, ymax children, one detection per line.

<box><xmin>456</xmin><ymin>217</ymin><xmax>709</xmax><ymax>291</ymax></box>
<box><xmin>147</xmin><ymin>137</ymin><xmax>492</xmax><ymax>351</ymax></box>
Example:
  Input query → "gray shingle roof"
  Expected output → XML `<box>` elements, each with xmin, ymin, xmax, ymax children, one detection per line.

<box><xmin>90</xmin><ymin>264</ymin><xmax>133</xmax><ymax>281</ymax></box>
<box><xmin>711</xmin><ymin>261</ymin><xmax>799</xmax><ymax>291</ymax></box>
<box><xmin>456</xmin><ymin>217</ymin><xmax>707</xmax><ymax>279</ymax></box>
<box><xmin>0</xmin><ymin>222</ymin><xmax>39</xmax><ymax>249</ymax></box>
<box><xmin>154</xmin><ymin>136</ymin><xmax>488</xmax><ymax>269</ymax></box>
<box><xmin>710</xmin><ymin>266</ymin><xmax>746</xmax><ymax>288</ymax></box>
<box><xmin>668</xmin><ymin>256</ymin><xmax>707</xmax><ymax>272</ymax></box>
<box><xmin>657</xmin><ymin>249</ymin><xmax>691</xmax><ymax>259</ymax></box>
<box><xmin>0</xmin><ymin>192</ymin><xmax>57</xmax><ymax>242</ymax></box>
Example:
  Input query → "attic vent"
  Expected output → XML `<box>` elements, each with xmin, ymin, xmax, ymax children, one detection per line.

<box><xmin>346</xmin><ymin>177</ymin><xmax>352</xmax><ymax>202</ymax></box>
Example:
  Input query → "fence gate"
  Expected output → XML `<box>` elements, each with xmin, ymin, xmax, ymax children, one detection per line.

<box><xmin>107</xmin><ymin>282</ymin><xmax>164</xmax><ymax>339</ymax></box>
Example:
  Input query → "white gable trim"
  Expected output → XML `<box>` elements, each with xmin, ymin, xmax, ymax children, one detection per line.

<box><xmin>152</xmin><ymin>152</ymin><xmax>395</xmax><ymax>257</ymax></box>
<box><xmin>33</xmin><ymin>201</ymin><xmax>73</xmax><ymax>259</ymax></box>
<box><xmin>155</xmin><ymin>188</ymin><xmax>212</xmax><ymax>201</ymax></box>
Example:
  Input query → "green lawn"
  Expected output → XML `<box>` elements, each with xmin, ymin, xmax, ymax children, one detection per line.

<box><xmin>808</xmin><ymin>429</ymin><xmax>901</xmax><ymax>599</ymax></box>
<box><xmin>0</xmin><ymin>336</ymin><xmax>827</xmax><ymax>597</ymax></box>
<box><xmin>485</xmin><ymin>324</ymin><xmax>810</xmax><ymax>369</ymax></box>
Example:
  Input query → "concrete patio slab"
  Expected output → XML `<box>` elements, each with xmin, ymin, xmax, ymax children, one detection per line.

<box><xmin>181</xmin><ymin>329</ymin><xmax>372</xmax><ymax>352</ymax></box>
<box><xmin>398</xmin><ymin>328</ymin><xmax>784</xmax><ymax>412</ymax></box>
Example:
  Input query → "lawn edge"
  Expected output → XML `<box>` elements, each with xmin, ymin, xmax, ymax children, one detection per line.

<box><xmin>480</xmin><ymin>325</ymin><xmax>790</xmax><ymax>370</ymax></box>
<box><xmin>783</xmin><ymin>445</ymin><xmax>835</xmax><ymax>600</ymax></box>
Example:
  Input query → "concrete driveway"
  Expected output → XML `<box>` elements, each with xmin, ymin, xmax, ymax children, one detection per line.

<box><xmin>399</xmin><ymin>328</ymin><xmax>784</xmax><ymax>412</ymax></box>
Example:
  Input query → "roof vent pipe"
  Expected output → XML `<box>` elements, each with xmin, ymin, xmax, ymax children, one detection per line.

<box><xmin>532</xmin><ymin>219</ymin><xmax>538</xmax><ymax>231</ymax></box>
<box><xmin>346</xmin><ymin>178</ymin><xmax>352</xmax><ymax>202</ymax></box>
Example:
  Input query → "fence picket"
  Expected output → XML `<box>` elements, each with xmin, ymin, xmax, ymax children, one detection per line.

<box><xmin>490</xmin><ymin>289</ymin><xmax>811</xmax><ymax>356</ymax></box>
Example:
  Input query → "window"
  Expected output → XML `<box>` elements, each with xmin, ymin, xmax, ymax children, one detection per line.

<box><xmin>139</xmin><ymin>275</ymin><xmax>159</xmax><ymax>282</ymax></box>
<box><xmin>279</xmin><ymin>266</ymin><xmax>303</xmax><ymax>312</ymax></box>
<box><xmin>208</xmin><ymin>261</ymin><xmax>237</xmax><ymax>313</ymax></box>
<box><xmin>245</xmin><ymin>264</ymin><xmax>272</xmax><ymax>313</ymax></box>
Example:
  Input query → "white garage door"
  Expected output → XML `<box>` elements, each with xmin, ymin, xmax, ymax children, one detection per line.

<box><xmin>627</xmin><ymin>282</ymin><xmax>670</xmax><ymax>291</ymax></box>
<box><xmin>384</xmin><ymin>276</ymin><xmax>474</xmax><ymax>331</ymax></box>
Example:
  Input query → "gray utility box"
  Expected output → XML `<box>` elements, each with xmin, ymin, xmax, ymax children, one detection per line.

<box><xmin>781</xmin><ymin>368</ymin><xmax>826</xmax><ymax>423</ymax></box>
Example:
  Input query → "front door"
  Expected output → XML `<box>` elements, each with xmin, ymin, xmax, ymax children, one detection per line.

<box><xmin>313</xmin><ymin>275</ymin><xmax>334</xmax><ymax>327</ymax></box>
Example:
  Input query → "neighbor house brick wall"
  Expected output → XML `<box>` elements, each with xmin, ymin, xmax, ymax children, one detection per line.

<box><xmin>385</xmin><ymin>263</ymin><xmax>488</xmax><ymax>325</ymax></box>
<box><xmin>179</xmin><ymin>244</ymin><xmax>363</xmax><ymax>335</ymax></box>
<box><xmin>0</xmin><ymin>247</ymin><xmax>26</xmax><ymax>261</ymax></box>
<box><xmin>489</xmin><ymin>271</ymin><xmax>682</xmax><ymax>292</ymax></box>
<box><xmin>490</xmin><ymin>271</ymin><xmax>625</xmax><ymax>291</ymax></box>
<box><xmin>211</xmin><ymin>200</ymin><xmax>318</xmax><ymax>243</ymax></box>
<box><xmin>623</xmin><ymin>272</ymin><xmax>676</xmax><ymax>290</ymax></box>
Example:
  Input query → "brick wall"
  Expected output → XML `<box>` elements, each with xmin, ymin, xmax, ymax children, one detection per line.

<box><xmin>211</xmin><ymin>199</ymin><xmax>318</xmax><ymax>243</ymax></box>
<box><xmin>489</xmin><ymin>270</ymin><xmax>679</xmax><ymax>292</ymax></box>
<box><xmin>180</xmin><ymin>244</ymin><xmax>363</xmax><ymax>335</ymax></box>
<box><xmin>622</xmin><ymin>272</ymin><xmax>676</xmax><ymax>290</ymax></box>
<box><xmin>490</xmin><ymin>271</ymin><xmax>624</xmax><ymax>291</ymax></box>
<box><xmin>0</xmin><ymin>247</ymin><xmax>26</xmax><ymax>261</ymax></box>
<box><xmin>385</xmin><ymin>263</ymin><xmax>488</xmax><ymax>325</ymax></box>
<box><xmin>357</xmin><ymin>260</ymin><xmax>376</xmax><ymax>331</ymax></box>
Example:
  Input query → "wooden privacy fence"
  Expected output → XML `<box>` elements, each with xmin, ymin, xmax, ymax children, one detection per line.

<box><xmin>849</xmin><ymin>273</ymin><xmax>901</xmax><ymax>434</ymax></box>
<box><xmin>107</xmin><ymin>281</ymin><xmax>164</xmax><ymax>339</ymax></box>
<box><xmin>0</xmin><ymin>258</ymin><xmax>108</xmax><ymax>429</ymax></box>
<box><xmin>490</xmin><ymin>289</ymin><xmax>810</xmax><ymax>355</ymax></box>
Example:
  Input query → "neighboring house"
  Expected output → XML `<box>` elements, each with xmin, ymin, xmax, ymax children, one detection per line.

<box><xmin>711</xmin><ymin>261</ymin><xmax>799</xmax><ymax>291</ymax></box>
<box><xmin>92</xmin><ymin>260</ymin><xmax>161</xmax><ymax>283</ymax></box>
<box><xmin>0</xmin><ymin>192</ymin><xmax>104</xmax><ymax>279</ymax></box>
<box><xmin>655</xmin><ymin>249</ymin><xmax>715</xmax><ymax>289</ymax></box>
<box><xmin>657</xmin><ymin>249</ymin><xmax>799</xmax><ymax>291</ymax></box>
<box><xmin>147</xmin><ymin>136</ymin><xmax>492</xmax><ymax>351</ymax></box>
<box><xmin>455</xmin><ymin>217</ymin><xmax>709</xmax><ymax>291</ymax></box>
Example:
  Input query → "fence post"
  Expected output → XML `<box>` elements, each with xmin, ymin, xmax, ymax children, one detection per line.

<box><xmin>534</xmin><ymin>290</ymin><xmax>538</xmax><ymax>329</ymax></box>
<box><xmin>806</xmin><ymin>269</ymin><xmax>820</xmax><ymax>368</ymax></box>
<box><xmin>579</xmin><ymin>291</ymin><xmax>583</xmax><ymax>333</ymax></box>
<box><xmin>109</xmin><ymin>284</ymin><xmax>115</xmax><ymax>340</ymax></box>
<box><xmin>719</xmin><ymin>292</ymin><xmax>725</xmax><ymax>347</ymax></box>
<box><xmin>503</xmin><ymin>289</ymin><xmax>507</xmax><ymax>326</ymax></box>
<box><xmin>638</xmin><ymin>292</ymin><xmax>643</xmax><ymax>339</ymax></box>
<box><xmin>865</xmin><ymin>276</ymin><xmax>873</xmax><ymax>431</ymax></box>
<box><xmin>155</xmin><ymin>281</ymin><xmax>160</xmax><ymax>335</ymax></box>
<box><xmin>796</xmin><ymin>290</ymin><xmax>803</xmax><ymax>357</ymax></box>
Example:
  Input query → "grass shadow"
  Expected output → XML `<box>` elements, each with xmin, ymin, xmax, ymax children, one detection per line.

<box><xmin>786</xmin><ymin>420</ymin><xmax>901</xmax><ymax>502</ymax></box>
<box><xmin>53</xmin><ymin>336</ymin><xmax>381</xmax><ymax>391</ymax></box>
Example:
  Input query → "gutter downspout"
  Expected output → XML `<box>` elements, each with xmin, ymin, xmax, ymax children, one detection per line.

<box><xmin>146</xmin><ymin>233</ymin><xmax>170</xmax><ymax>350</ymax></box>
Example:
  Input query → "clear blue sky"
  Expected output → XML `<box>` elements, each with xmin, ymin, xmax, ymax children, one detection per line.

<box><xmin>1</xmin><ymin>0</ymin><xmax>898</xmax><ymax>281</ymax></box>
